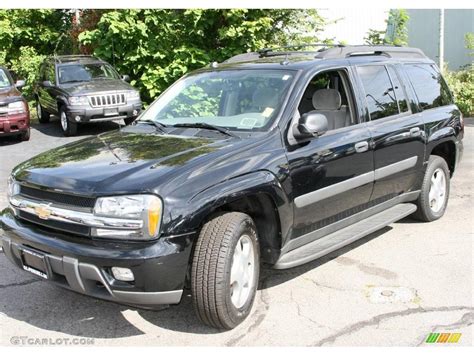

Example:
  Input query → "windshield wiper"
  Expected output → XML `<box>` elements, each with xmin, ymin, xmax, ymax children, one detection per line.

<box><xmin>172</xmin><ymin>123</ymin><xmax>238</xmax><ymax>138</ymax></box>
<box><xmin>135</xmin><ymin>119</ymin><xmax>167</xmax><ymax>133</ymax></box>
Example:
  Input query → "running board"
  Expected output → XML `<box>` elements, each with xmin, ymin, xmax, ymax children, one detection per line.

<box><xmin>274</xmin><ymin>203</ymin><xmax>417</xmax><ymax>269</ymax></box>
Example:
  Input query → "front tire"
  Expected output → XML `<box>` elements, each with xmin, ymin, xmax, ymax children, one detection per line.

<box><xmin>36</xmin><ymin>100</ymin><xmax>50</xmax><ymax>123</ymax></box>
<box><xmin>412</xmin><ymin>155</ymin><xmax>450</xmax><ymax>222</ymax></box>
<box><xmin>124</xmin><ymin>116</ymin><xmax>136</xmax><ymax>125</ymax></box>
<box><xmin>20</xmin><ymin>128</ymin><xmax>30</xmax><ymax>141</ymax></box>
<box><xmin>59</xmin><ymin>106</ymin><xmax>78</xmax><ymax>136</ymax></box>
<box><xmin>191</xmin><ymin>212</ymin><xmax>260</xmax><ymax>330</ymax></box>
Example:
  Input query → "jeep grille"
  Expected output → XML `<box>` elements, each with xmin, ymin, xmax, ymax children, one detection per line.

<box><xmin>88</xmin><ymin>93</ymin><xmax>126</xmax><ymax>108</ymax></box>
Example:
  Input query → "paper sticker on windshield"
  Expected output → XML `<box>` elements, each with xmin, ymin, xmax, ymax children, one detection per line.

<box><xmin>240</xmin><ymin>118</ymin><xmax>258</xmax><ymax>128</ymax></box>
<box><xmin>282</xmin><ymin>75</ymin><xmax>291</xmax><ymax>81</ymax></box>
<box><xmin>262</xmin><ymin>107</ymin><xmax>274</xmax><ymax>118</ymax></box>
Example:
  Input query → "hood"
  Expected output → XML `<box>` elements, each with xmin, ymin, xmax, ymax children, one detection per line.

<box><xmin>61</xmin><ymin>79</ymin><xmax>135</xmax><ymax>96</ymax></box>
<box><xmin>0</xmin><ymin>86</ymin><xmax>23</xmax><ymax>105</ymax></box>
<box><xmin>12</xmin><ymin>125</ymin><xmax>232</xmax><ymax>195</ymax></box>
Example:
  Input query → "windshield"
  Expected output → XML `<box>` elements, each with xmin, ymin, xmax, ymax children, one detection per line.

<box><xmin>58</xmin><ymin>63</ymin><xmax>120</xmax><ymax>84</ymax></box>
<box><xmin>0</xmin><ymin>68</ymin><xmax>12</xmax><ymax>88</ymax></box>
<box><xmin>139</xmin><ymin>69</ymin><xmax>296</xmax><ymax>131</ymax></box>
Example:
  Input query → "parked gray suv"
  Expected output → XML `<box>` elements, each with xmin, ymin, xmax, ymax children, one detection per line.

<box><xmin>35</xmin><ymin>55</ymin><xmax>142</xmax><ymax>136</ymax></box>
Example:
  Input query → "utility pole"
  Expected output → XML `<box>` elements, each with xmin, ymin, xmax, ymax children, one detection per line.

<box><xmin>439</xmin><ymin>9</ymin><xmax>445</xmax><ymax>72</ymax></box>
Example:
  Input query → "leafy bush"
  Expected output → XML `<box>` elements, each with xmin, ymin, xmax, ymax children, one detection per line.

<box><xmin>445</xmin><ymin>65</ymin><xmax>474</xmax><ymax>117</ymax></box>
<box><xmin>9</xmin><ymin>46</ymin><xmax>45</xmax><ymax>98</ymax></box>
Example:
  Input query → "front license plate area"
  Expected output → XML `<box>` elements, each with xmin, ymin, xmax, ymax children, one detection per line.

<box><xmin>20</xmin><ymin>248</ymin><xmax>48</xmax><ymax>279</ymax></box>
<box><xmin>104</xmin><ymin>108</ymin><xmax>119</xmax><ymax>116</ymax></box>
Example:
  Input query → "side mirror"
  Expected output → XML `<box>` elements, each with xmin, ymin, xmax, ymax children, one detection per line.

<box><xmin>121</xmin><ymin>75</ymin><xmax>130</xmax><ymax>82</ymax></box>
<box><xmin>42</xmin><ymin>80</ymin><xmax>53</xmax><ymax>87</ymax></box>
<box><xmin>15</xmin><ymin>80</ymin><xmax>25</xmax><ymax>89</ymax></box>
<box><xmin>293</xmin><ymin>112</ymin><xmax>328</xmax><ymax>140</ymax></box>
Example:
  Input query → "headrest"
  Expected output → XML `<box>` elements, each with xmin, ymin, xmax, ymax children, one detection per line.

<box><xmin>252</xmin><ymin>89</ymin><xmax>278</xmax><ymax>108</ymax></box>
<box><xmin>312</xmin><ymin>89</ymin><xmax>342</xmax><ymax>110</ymax></box>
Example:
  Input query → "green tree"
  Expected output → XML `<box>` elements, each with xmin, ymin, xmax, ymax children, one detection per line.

<box><xmin>385</xmin><ymin>9</ymin><xmax>409</xmax><ymax>46</ymax></box>
<box><xmin>79</xmin><ymin>9</ymin><xmax>327</xmax><ymax>103</ymax></box>
<box><xmin>0</xmin><ymin>9</ymin><xmax>73</xmax><ymax>98</ymax></box>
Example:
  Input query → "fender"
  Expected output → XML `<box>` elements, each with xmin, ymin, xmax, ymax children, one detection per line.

<box><xmin>57</xmin><ymin>95</ymin><xmax>69</xmax><ymax>110</ymax></box>
<box><xmin>162</xmin><ymin>170</ymin><xmax>293</xmax><ymax>247</ymax></box>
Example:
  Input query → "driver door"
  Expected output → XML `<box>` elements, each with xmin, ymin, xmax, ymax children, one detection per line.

<box><xmin>286</xmin><ymin>67</ymin><xmax>374</xmax><ymax>244</ymax></box>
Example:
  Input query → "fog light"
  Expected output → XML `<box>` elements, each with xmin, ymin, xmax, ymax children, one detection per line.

<box><xmin>74</xmin><ymin>116</ymin><xmax>81</xmax><ymax>122</ymax></box>
<box><xmin>133</xmin><ymin>110</ymin><xmax>138</xmax><ymax>116</ymax></box>
<box><xmin>111</xmin><ymin>267</ymin><xmax>134</xmax><ymax>281</ymax></box>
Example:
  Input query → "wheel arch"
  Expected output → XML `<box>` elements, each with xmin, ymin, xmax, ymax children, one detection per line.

<box><xmin>175</xmin><ymin>170</ymin><xmax>292</xmax><ymax>265</ymax></box>
<box><xmin>428</xmin><ymin>139</ymin><xmax>457</xmax><ymax>176</ymax></box>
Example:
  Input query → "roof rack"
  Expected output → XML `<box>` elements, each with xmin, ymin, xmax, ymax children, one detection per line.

<box><xmin>315</xmin><ymin>45</ymin><xmax>426</xmax><ymax>59</ymax></box>
<box><xmin>257</xmin><ymin>43</ymin><xmax>345</xmax><ymax>57</ymax></box>
<box><xmin>224</xmin><ymin>44</ymin><xmax>426</xmax><ymax>64</ymax></box>
<box><xmin>53</xmin><ymin>54</ymin><xmax>100</xmax><ymax>63</ymax></box>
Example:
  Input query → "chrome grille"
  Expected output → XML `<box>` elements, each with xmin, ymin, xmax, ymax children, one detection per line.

<box><xmin>88</xmin><ymin>93</ymin><xmax>126</xmax><ymax>108</ymax></box>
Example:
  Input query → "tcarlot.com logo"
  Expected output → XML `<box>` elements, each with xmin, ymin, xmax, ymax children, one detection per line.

<box><xmin>426</xmin><ymin>333</ymin><xmax>462</xmax><ymax>343</ymax></box>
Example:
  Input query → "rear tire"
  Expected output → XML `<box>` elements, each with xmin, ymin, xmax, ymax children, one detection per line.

<box><xmin>191</xmin><ymin>212</ymin><xmax>260</xmax><ymax>330</ymax></box>
<box><xmin>59</xmin><ymin>106</ymin><xmax>78</xmax><ymax>136</ymax></box>
<box><xmin>412</xmin><ymin>155</ymin><xmax>450</xmax><ymax>222</ymax></box>
<box><xmin>124</xmin><ymin>116</ymin><xmax>136</xmax><ymax>125</ymax></box>
<box><xmin>36</xmin><ymin>100</ymin><xmax>50</xmax><ymax>123</ymax></box>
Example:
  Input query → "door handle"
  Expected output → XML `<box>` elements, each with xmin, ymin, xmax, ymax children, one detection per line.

<box><xmin>410</xmin><ymin>127</ymin><xmax>421</xmax><ymax>137</ymax></box>
<box><xmin>355</xmin><ymin>141</ymin><xmax>369</xmax><ymax>153</ymax></box>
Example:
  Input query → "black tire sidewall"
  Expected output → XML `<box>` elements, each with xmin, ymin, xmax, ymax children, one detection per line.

<box><xmin>223</xmin><ymin>217</ymin><xmax>260</xmax><ymax>326</ymax></box>
<box><xmin>418</xmin><ymin>156</ymin><xmax>450</xmax><ymax>221</ymax></box>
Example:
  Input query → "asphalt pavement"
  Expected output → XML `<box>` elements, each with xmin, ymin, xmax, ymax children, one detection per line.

<box><xmin>0</xmin><ymin>116</ymin><xmax>472</xmax><ymax>346</ymax></box>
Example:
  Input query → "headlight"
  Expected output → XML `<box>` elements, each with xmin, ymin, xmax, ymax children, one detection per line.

<box><xmin>68</xmin><ymin>96</ymin><xmax>89</xmax><ymax>106</ymax></box>
<box><xmin>7</xmin><ymin>101</ymin><xmax>26</xmax><ymax>115</ymax></box>
<box><xmin>93</xmin><ymin>194</ymin><xmax>162</xmax><ymax>239</ymax></box>
<box><xmin>126</xmin><ymin>91</ymin><xmax>140</xmax><ymax>100</ymax></box>
<box><xmin>7</xmin><ymin>176</ymin><xmax>20</xmax><ymax>201</ymax></box>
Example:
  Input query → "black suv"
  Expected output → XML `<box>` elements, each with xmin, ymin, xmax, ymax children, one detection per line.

<box><xmin>35</xmin><ymin>55</ymin><xmax>142</xmax><ymax>136</ymax></box>
<box><xmin>1</xmin><ymin>45</ymin><xmax>464</xmax><ymax>329</ymax></box>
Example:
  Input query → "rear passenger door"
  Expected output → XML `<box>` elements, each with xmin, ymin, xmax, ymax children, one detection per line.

<box><xmin>354</xmin><ymin>64</ymin><xmax>425</xmax><ymax>203</ymax></box>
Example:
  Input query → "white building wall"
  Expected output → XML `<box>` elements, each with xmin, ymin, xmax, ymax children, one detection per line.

<box><xmin>318</xmin><ymin>8</ymin><xmax>390</xmax><ymax>44</ymax></box>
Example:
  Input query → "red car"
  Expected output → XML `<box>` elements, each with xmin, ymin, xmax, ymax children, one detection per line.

<box><xmin>0</xmin><ymin>66</ymin><xmax>30</xmax><ymax>141</ymax></box>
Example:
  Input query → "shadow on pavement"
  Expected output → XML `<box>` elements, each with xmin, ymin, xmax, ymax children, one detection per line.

<box><xmin>0</xmin><ymin>225</ymin><xmax>394</xmax><ymax>338</ymax></box>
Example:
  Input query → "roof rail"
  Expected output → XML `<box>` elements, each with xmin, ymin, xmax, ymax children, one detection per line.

<box><xmin>53</xmin><ymin>54</ymin><xmax>98</xmax><ymax>63</ymax></box>
<box><xmin>257</xmin><ymin>43</ymin><xmax>345</xmax><ymax>57</ymax></box>
<box><xmin>224</xmin><ymin>44</ymin><xmax>427</xmax><ymax>64</ymax></box>
<box><xmin>315</xmin><ymin>45</ymin><xmax>426</xmax><ymax>59</ymax></box>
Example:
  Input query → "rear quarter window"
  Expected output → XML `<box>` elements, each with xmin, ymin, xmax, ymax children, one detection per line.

<box><xmin>403</xmin><ymin>64</ymin><xmax>453</xmax><ymax>110</ymax></box>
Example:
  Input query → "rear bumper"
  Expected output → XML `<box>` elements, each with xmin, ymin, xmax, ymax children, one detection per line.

<box><xmin>0</xmin><ymin>113</ymin><xmax>30</xmax><ymax>136</ymax></box>
<box><xmin>0</xmin><ymin>207</ymin><xmax>195</xmax><ymax>308</ymax></box>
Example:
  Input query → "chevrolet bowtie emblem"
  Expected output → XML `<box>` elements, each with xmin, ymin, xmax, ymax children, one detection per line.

<box><xmin>34</xmin><ymin>205</ymin><xmax>52</xmax><ymax>220</ymax></box>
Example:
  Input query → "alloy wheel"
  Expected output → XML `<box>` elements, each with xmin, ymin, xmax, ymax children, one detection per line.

<box><xmin>230</xmin><ymin>234</ymin><xmax>256</xmax><ymax>308</ymax></box>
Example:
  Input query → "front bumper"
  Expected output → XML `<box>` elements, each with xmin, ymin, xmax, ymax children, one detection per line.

<box><xmin>0</xmin><ymin>113</ymin><xmax>30</xmax><ymax>136</ymax></box>
<box><xmin>65</xmin><ymin>100</ymin><xmax>142</xmax><ymax>123</ymax></box>
<box><xmin>0</xmin><ymin>208</ymin><xmax>195</xmax><ymax>308</ymax></box>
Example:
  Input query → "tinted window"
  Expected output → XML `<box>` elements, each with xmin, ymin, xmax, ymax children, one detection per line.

<box><xmin>404</xmin><ymin>64</ymin><xmax>453</xmax><ymax>110</ymax></box>
<box><xmin>357</xmin><ymin>65</ymin><xmax>399</xmax><ymax>120</ymax></box>
<box><xmin>387</xmin><ymin>66</ymin><xmax>409</xmax><ymax>113</ymax></box>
